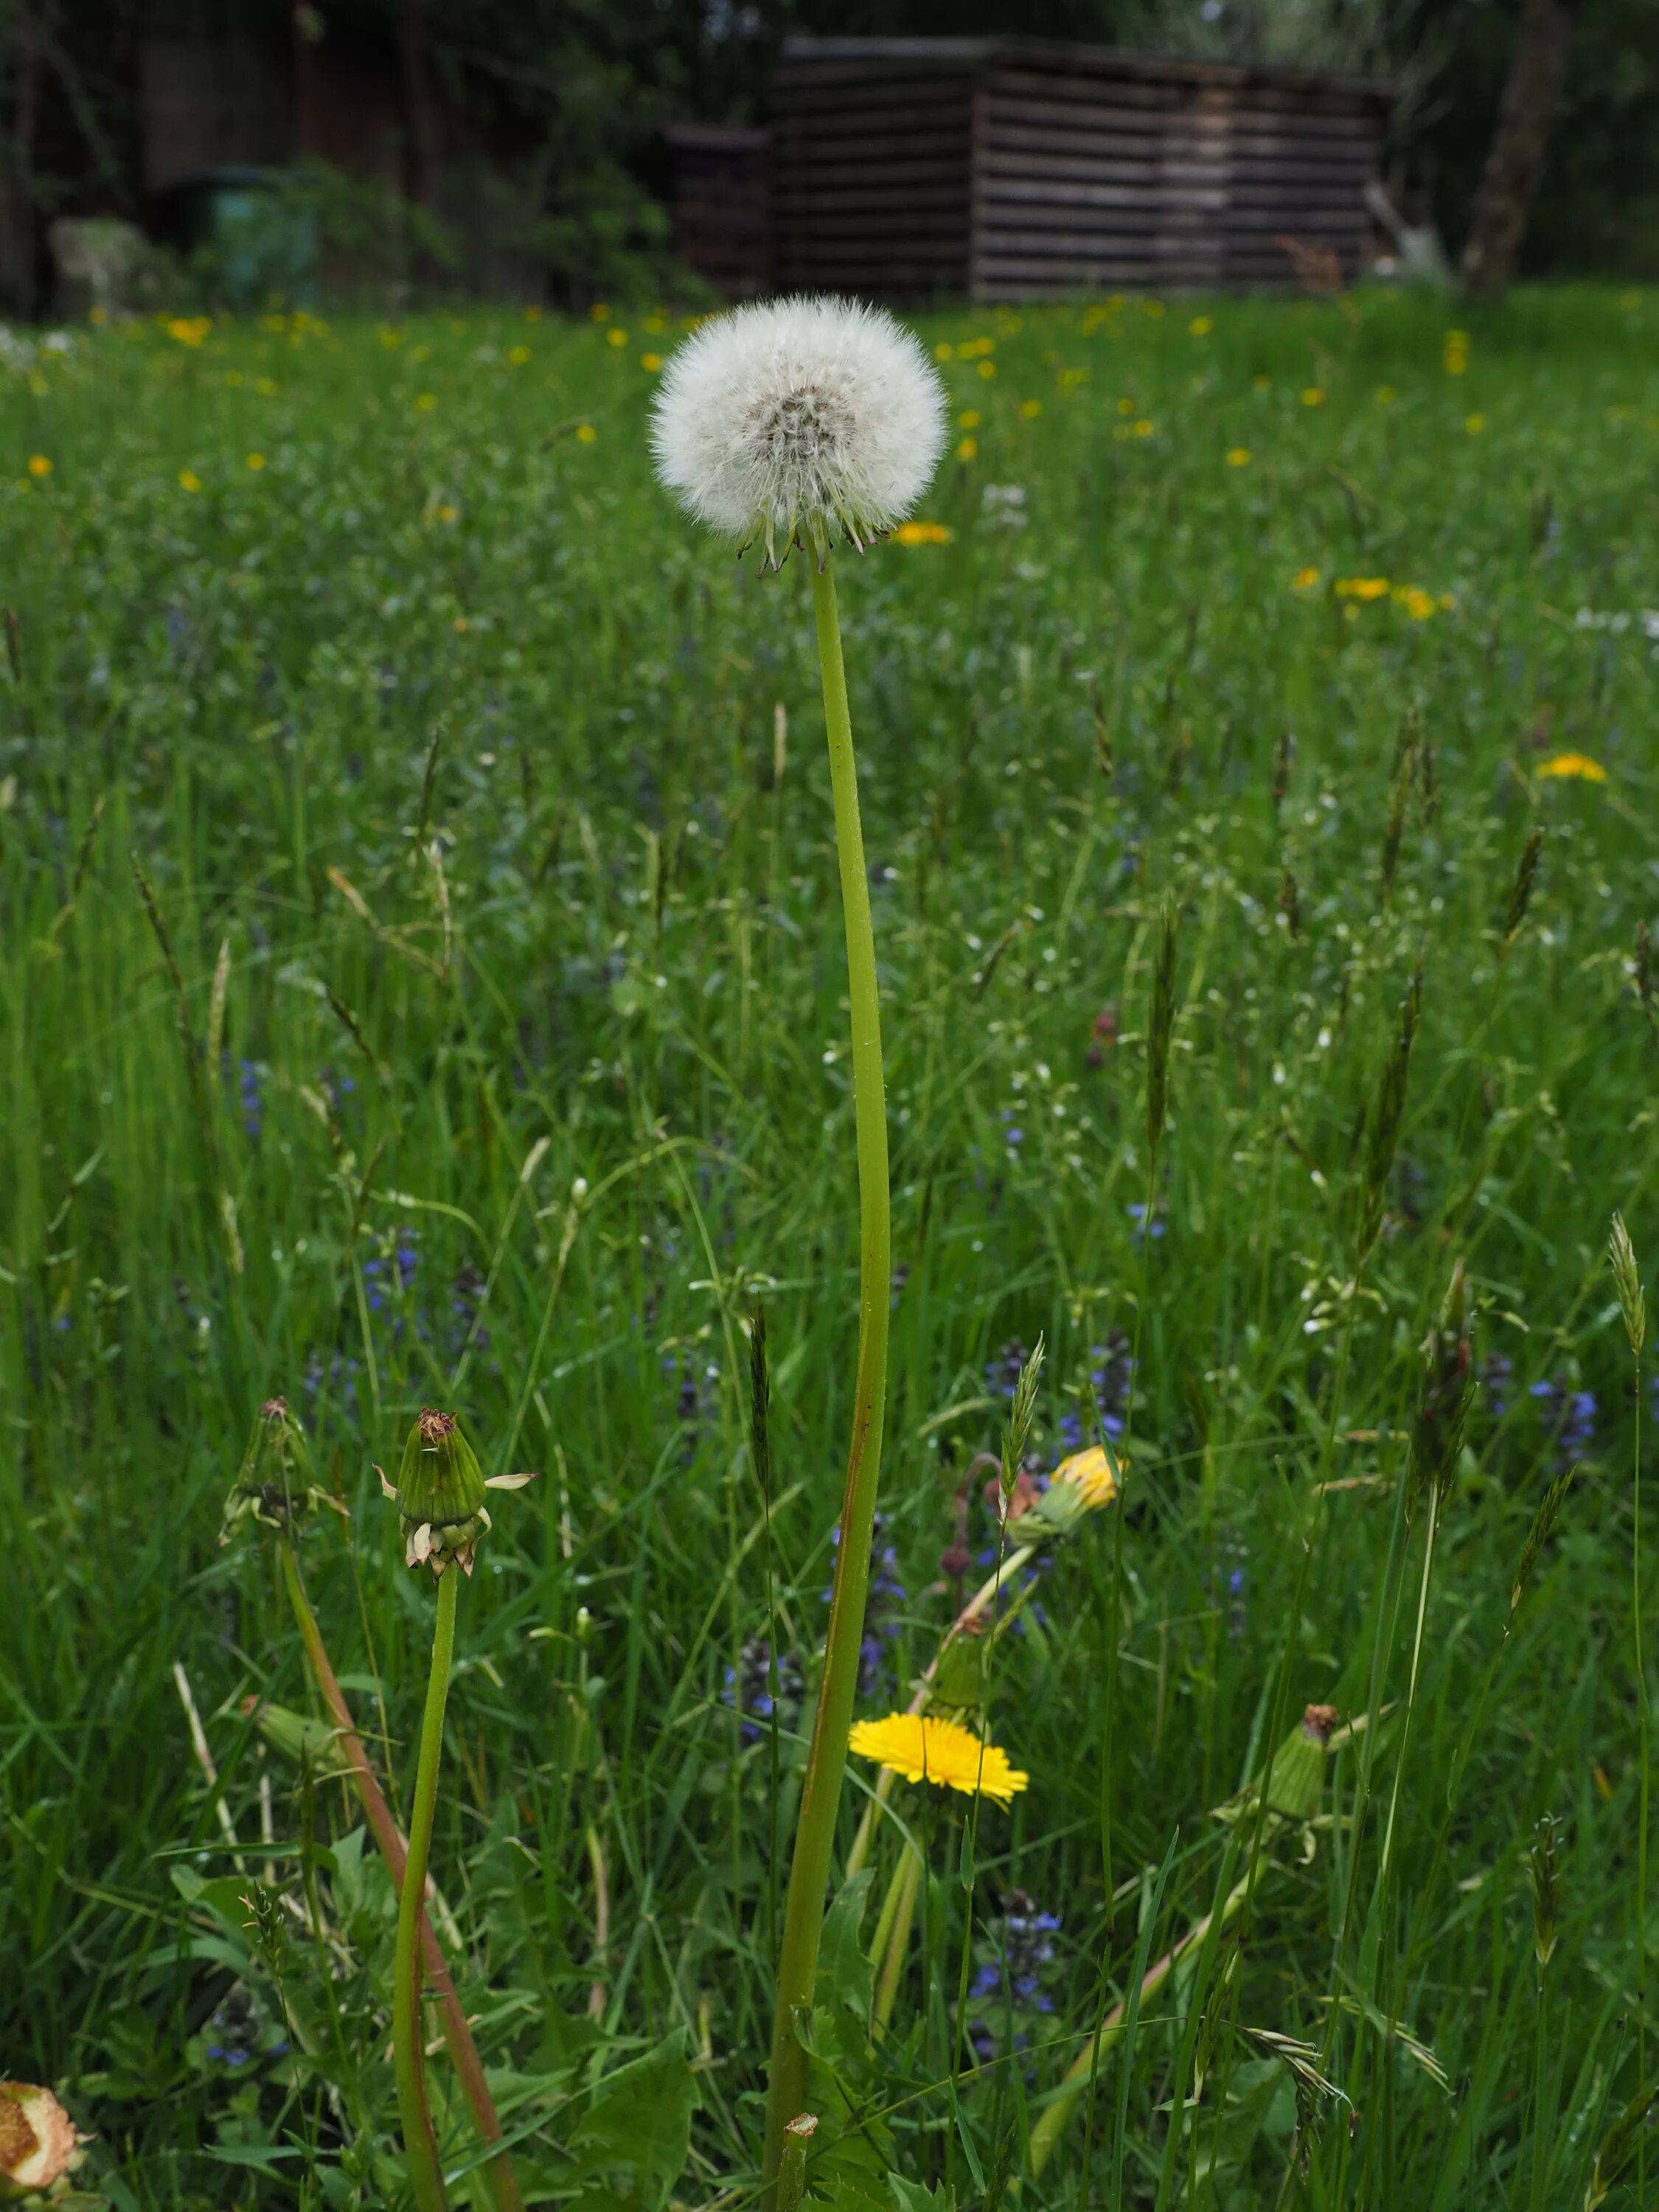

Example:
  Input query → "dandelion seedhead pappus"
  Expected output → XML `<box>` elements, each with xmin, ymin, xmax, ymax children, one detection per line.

<box><xmin>650</xmin><ymin>295</ymin><xmax>947</xmax><ymax>569</ymax></box>
<box><xmin>378</xmin><ymin>1406</ymin><xmax>534</xmax><ymax>1577</ymax></box>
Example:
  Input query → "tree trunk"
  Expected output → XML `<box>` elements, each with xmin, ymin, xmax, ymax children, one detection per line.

<box><xmin>396</xmin><ymin>0</ymin><xmax>442</xmax><ymax>215</ymax></box>
<box><xmin>1460</xmin><ymin>0</ymin><xmax>1580</xmax><ymax>301</ymax></box>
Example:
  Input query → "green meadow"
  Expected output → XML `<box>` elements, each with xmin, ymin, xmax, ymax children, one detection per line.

<box><xmin>3</xmin><ymin>282</ymin><xmax>1658</xmax><ymax>2206</ymax></box>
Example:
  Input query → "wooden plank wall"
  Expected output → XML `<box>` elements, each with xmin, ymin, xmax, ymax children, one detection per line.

<box><xmin>772</xmin><ymin>44</ymin><xmax>1388</xmax><ymax>302</ymax></box>
<box><xmin>771</xmin><ymin>53</ymin><xmax>975</xmax><ymax>299</ymax></box>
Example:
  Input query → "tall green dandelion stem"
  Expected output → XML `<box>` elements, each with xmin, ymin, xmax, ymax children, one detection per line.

<box><xmin>761</xmin><ymin>552</ymin><xmax>891</xmax><ymax>2198</ymax></box>
<box><xmin>394</xmin><ymin>1568</ymin><xmax>459</xmax><ymax>2212</ymax></box>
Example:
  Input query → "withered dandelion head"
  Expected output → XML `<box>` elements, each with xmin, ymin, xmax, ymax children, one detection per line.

<box><xmin>848</xmin><ymin>1711</ymin><xmax>1029</xmax><ymax>1805</ymax></box>
<box><xmin>0</xmin><ymin>2081</ymin><xmax>86</xmax><ymax>2196</ymax></box>
<box><xmin>650</xmin><ymin>295</ymin><xmax>946</xmax><ymax>568</ymax></box>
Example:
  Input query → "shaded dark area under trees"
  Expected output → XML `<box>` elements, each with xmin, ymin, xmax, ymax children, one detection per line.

<box><xmin>1</xmin><ymin>0</ymin><xmax>1653</xmax><ymax>316</ymax></box>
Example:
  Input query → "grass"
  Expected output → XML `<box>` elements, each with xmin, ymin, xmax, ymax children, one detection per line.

<box><xmin>1</xmin><ymin>281</ymin><xmax>1657</xmax><ymax>2208</ymax></box>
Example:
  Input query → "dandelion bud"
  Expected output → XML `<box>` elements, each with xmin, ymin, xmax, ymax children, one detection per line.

<box><xmin>219</xmin><ymin>1396</ymin><xmax>340</xmax><ymax>1547</ymax></box>
<box><xmin>380</xmin><ymin>1408</ymin><xmax>534</xmax><ymax>1579</ymax></box>
<box><xmin>0</xmin><ymin>2081</ymin><xmax>86</xmax><ymax>2199</ymax></box>
<box><xmin>650</xmin><ymin>296</ymin><xmax>946</xmax><ymax>570</ymax></box>
<box><xmin>1267</xmin><ymin>1704</ymin><xmax>1336</xmax><ymax>1823</ymax></box>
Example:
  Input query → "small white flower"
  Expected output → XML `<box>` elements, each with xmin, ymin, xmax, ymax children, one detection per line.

<box><xmin>650</xmin><ymin>295</ymin><xmax>947</xmax><ymax>567</ymax></box>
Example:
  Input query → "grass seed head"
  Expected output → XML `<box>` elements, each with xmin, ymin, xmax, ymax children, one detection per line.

<box><xmin>1607</xmin><ymin>1211</ymin><xmax>1646</xmax><ymax>1357</ymax></box>
<box><xmin>1509</xmin><ymin>1459</ymin><xmax>1579</xmax><ymax>1631</ymax></box>
<box><xmin>1147</xmin><ymin>897</ymin><xmax>1181</xmax><ymax>1164</ymax></box>
<box><xmin>1635</xmin><ymin>919</ymin><xmax>1656</xmax><ymax>1036</ymax></box>
<box><xmin>1356</xmin><ymin>970</ymin><xmax>1421</xmax><ymax>1265</ymax></box>
<box><xmin>1500</xmin><ymin>827</ymin><xmax>1545</xmax><ymax>955</ymax></box>
<box><xmin>1407</xmin><ymin>1261</ymin><xmax>1473</xmax><ymax>1528</ymax></box>
<box><xmin>1584</xmin><ymin>2083</ymin><xmax>1658</xmax><ymax>2209</ymax></box>
<box><xmin>1527</xmin><ymin>1811</ymin><xmax>1560</xmax><ymax>1969</ymax></box>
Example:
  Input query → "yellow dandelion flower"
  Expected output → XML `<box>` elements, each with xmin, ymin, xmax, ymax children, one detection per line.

<box><xmin>246</xmin><ymin>451</ymin><xmax>266</xmax><ymax>471</ymax></box>
<box><xmin>1253</xmin><ymin>372</ymin><xmax>1271</xmax><ymax>392</ymax></box>
<box><xmin>977</xmin><ymin>359</ymin><xmax>996</xmax><ymax>380</ymax></box>
<box><xmin>1538</xmin><ymin>753</ymin><xmax>1607</xmax><ymax>783</ymax></box>
<box><xmin>378</xmin><ymin>324</ymin><xmax>404</xmax><ymax>348</ymax></box>
<box><xmin>1051</xmin><ymin>1445</ymin><xmax>1119</xmax><ymax>1511</ymax></box>
<box><xmin>27</xmin><ymin>453</ymin><xmax>52</xmax><ymax>478</ymax></box>
<box><xmin>934</xmin><ymin>341</ymin><xmax>955</xmax><ymax>361</ymax></box>
<box><xmin>894</xmin><ymin>520</ymin><xmax>953</xmax><ymax>544</ymax></box>
<box><xmin>1465</xmin><ymin>412</ymin><xmax>1486</xmax><ymax>434</ymax></box>
<box><xmin>1301</xmin><ymin>386</ymin><xmax>1325</xmax><ymax>408</ymax></box>
<box><xmin>1189</xmin><ymin>314</ymin><xmax>1213</xmax><ymax>336</ymax></box>
<box><xmin>507</xmin><ymin>344</ymin><xmax>530</xmax><ymax>366</ymax></box>
<box><xmin>1133</xmin><ymin>417</ymin><xmax>1155</xmax><ymax>438</ymax></box>
<box><xmin>608</xmin><ymin>327</ymin><xmax>628</xmax><ymax>348</ymax></box>
<box><xmin>524</xmin><ymin>304</ymin><xmax>543</xmax><ymax>322</ymax></box>
<box><xmin>957</xmin><ymin>408</ymin><xmax>981</xmax><ymax>429</ymax></box>
<box><xmin>576</xmin><ymin>422</ymin><xmax>597</xmax><ymax>444</ymax></box>
<box><xmin>1376</xmin><ymin>385</ymin><xmax>1397</xmax><ymax>405</ymax></box>
<box><xmin>849</xmin><ymin>1713</ymin><xmax>1029</xmax><ymax>1805</ymax></box>
<box><xmin>1116</xmin><ymin>397</ymin><xmax>1135</xmax><ymax>416</ymax></box>
<box><xmin>1335</xmin><ymin>577</ymin><xmax>1390</xmax><ymax>602</ymax></box>
<box><xmin>1144</xmin><ymin>299</ymin><xmax>1165</xmax><ymax>318</ymax></box>
<box><xmin>178</xmin><ymin>468</ymin><xmax>201</xmax><ymax>492</ymax></box>
<box><xmin>436</xmin><ymin>502</ymin><xmax>459</xmax><ymax>524</ymax></box>
<box><xmin>254</xmin><ymin>376</ymin><xmax>277</xmax><ymax>396</ymax></box>
<box><xmin>1293</xmin><ymin>566</ymin><xmax>1321</xmax><ymax>590</ymax></box>
<box><xmin>1395</xmin><ymin>585</ymin><xmax>1438</xmax><ymax>620</ymax></box>
<box><xmin>453</xmin><ymin>615</ymin><xmax>470</xmax><ymax>633</ymax></box>
<box><xmin>957</xmin><ymin>435</ymin><xmax>978</xmax><ymax>460</ymax></box>
<box><xmin>641</xmin><ymin>352</ymin><xmax>663</xmax><ymax>370</ymax></box>
<box><xmin>1443</xmin><ymin>330</ymin><xmax>1469</xmax><ymax>373</ymax></box>
<box><xmin>415</xmin><ymin>392</ymin><xmax>437</xmax><ymax>413</ymax></box>
<box><xmin>1020</xmin><ymin>397</ymin><xmax>1043</xmax><ymax>419</ymax></box>
<box><xmin>590</xmin><ymin>302</ymin><xmax>610</xmax><ymax>321</ymax></box>
<box><xmin>1226</xmin><ymin>446</ymin><xmax>1251</xmax><ymax>467</ymax></box>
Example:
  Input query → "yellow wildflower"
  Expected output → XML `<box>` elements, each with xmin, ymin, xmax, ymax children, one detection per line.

<box><xmin>894</xmin><ymin>521</ymin><xmax>953</xmax><ymax>545</ymax></box>
<box><xmin>27</xmin><ymin>454</ymin><xmax>51</xmax><ymax>478</ymax></box>
<box><xmin>254</xmin><ymin>376</ymin><xmax>277</xmax><ymax>396</ymax></box>
<box><xmin>1117</xmin><ymin>397</ymin><xmax>1135</xmax><ymax>416</ymax></box>
<box><xmin>576</xmin><ymin>422</ymin><xmax>597</xmax><ymax>444</ymax></box>
<box><xmin>1293</xmin><ymin>567</ymin><xmax>1321</xmax><ymax>590</ymax></box>
<box><xmin>246</xmin><ymin>451</ymin><xmax>266</xmax><ymax>471</ymax></box>
<box><xmin>1189</xmin><ymin>314</ymin><xmax>1213</xmax><ymax>336</ymax></box>
<box><xmin>178</xmin><ymin>469</ymin><xmax>201</xmax><ymax>493</ymax></box>
<box><xmin>436</xmin><ymin>502</ymin><xmax>459</xmax><ymax>524</ymax></box>
<box><xmin>1050</xmin><ymin>1445</ymin><xmax>1119</xmax><ymax>1511</ymax></box>
<box><xmin>1133</xmin><ymin>418</ymin><xmax>1155</xmax><ymax>438</ymax></box>
<box><xmin>1376</xmin><ymin>386</ymin><xmax>1397</xmax><ymax>405</ymax></box>
<box><xmin>608</xmin><ymin>328</ymin><xmax>628</xmax><ymax>348</ymax></box>
<box><xmin>641</xmin><ymin>352</ymin><xmax>662</xmax><ymax>371</ymax></box>
<box><xmin>1538</xmin><ymin>754</ymin><xmax>1607</xmax><ymax>783</ymax></box>
<box><xmin>167</xmin><ymin>316</ymin><xmax>212</xmax><ymax>347</ymax></box>
<box><xmin>507</xmin><ymin>344</ymin><xmax>530</xmax><ymax>366</ymax></box>
<box><xmin>934</xmin><ymin>341</ymin><xmax>954</xmax><ymax>361</ymax></box>
<box><xmin>1144</xmin><ymin>299</ymin><xmax>1165</xmax><ymax>318</ymax></box>
<box><xmin>1301</xmin><ymin>386</ymin><xmax>1325</xmax><ymax>408</ymax></box>
<box><xmin>590</xmin><ymin>302</ymin><xmax>610</xmax><ymax>321</ymax></box>
<box><xmin>1335</xmin><ymin>577</ymin><xmax>1389</xmax><ymax>602</ymax></box>
<box><xmin>1394</xmin><ymin>585</ymin><xmax>1437</xmax><ymax>620</ymax></box>
<box><xmin>1020</xmin><ymin>398</ymin><xmax>1043</xmax><ymax>419</ymax></box>
<box><xmin>977</xmin><ymin>359</ymin><xmax>996</xmax><ymax>380</ymax></box>
<box><xmin>849</xmin><ymin>1713</ymin><xmax>1029</xmax><ymax>1805</ymax></box>
<box><xmin>415</xmin><ymin>392</ymin><xmax>437</xmax><ymax>413</ymax></box>
<box><xmin>957</xmin><ymin>435</ymin><xmax>978</xmax><ymax>461</ymax></box>
<box><xmin>1226</xmin><ymin>447</ymin><xmax>1251</xmax><ymax>467</ymax></box>
<box><xmin>1444</xmin><ymin>329</ymin><xmax>1468</xmax><ymax>373</ymax></box>
<box><xmin>957</xmin><ymin>408</ymin><xmax>981</xmax><ymax>428</ymax></box>
<box><xmin>1253</xmin><ymin>372</ymin><xmax>1271</xmax><ymax>392</ymax></box>
<box><xmin>1465</xmin><ymin>413</ymin><xmax>1486</xmax><ymax>434</ymax></box>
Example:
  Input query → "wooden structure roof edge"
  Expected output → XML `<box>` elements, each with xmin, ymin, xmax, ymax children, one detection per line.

<box><xmin>776</xmin><ymin>35</ymin><xmax>1394</xmax><ymax>108</ymax></box>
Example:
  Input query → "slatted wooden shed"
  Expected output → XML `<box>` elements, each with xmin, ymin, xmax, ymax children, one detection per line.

<box><xmin>771</xmin><ymin>35</ymin><xmax>1393</xmax><ymax>301</ymax></box>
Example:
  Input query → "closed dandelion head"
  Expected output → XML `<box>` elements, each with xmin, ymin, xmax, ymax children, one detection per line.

<box><xmin>378</xmin><ymin>1407</ymin><xmax>533</xmax><ymax>1579</ymax></box>
<box><xmin>219</xmin><ymin>1396</ymin><xmax>344</xmax><ymax>1548</ymax></box>
<box><xmin>650</xmin><ymin>296</ymin><xmax>947</xmax><ymax>569</ymax></box>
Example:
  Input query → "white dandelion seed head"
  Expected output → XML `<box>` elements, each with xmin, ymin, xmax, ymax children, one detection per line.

<box><xmin>650</xmin><ymin>295</ymin><xmax>947</xmax><ymax>566</ymax></box>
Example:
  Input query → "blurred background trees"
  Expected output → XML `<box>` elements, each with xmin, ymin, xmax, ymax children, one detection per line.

<box><xmin>0</xmin><ymin>0</ymin><xmax>1652</xmax><ymax>316</ymax></box>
